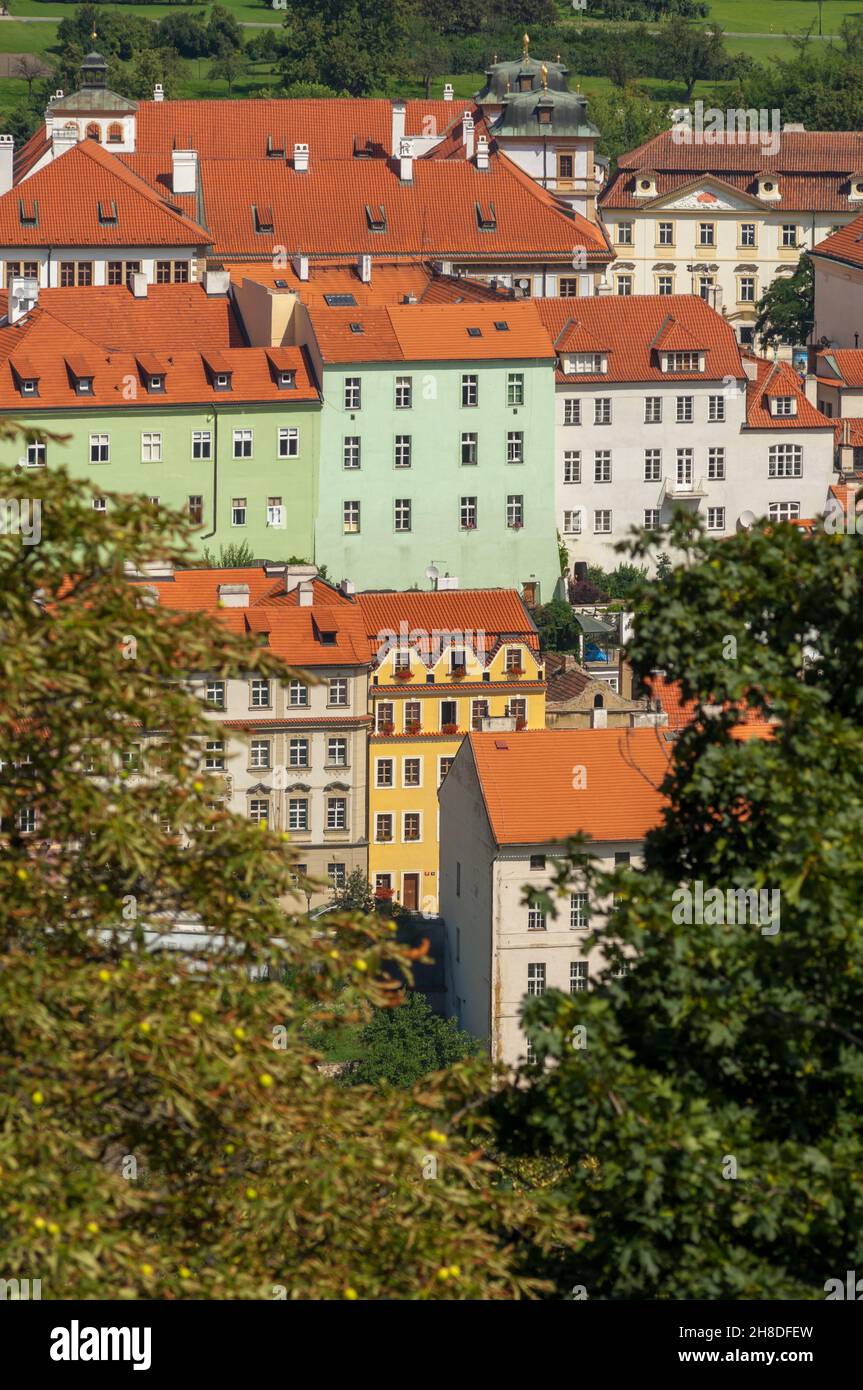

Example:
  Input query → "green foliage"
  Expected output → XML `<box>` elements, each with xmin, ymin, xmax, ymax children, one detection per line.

<box><xmin>586</xmin><ymin>562</ymin><xmax>650</xmax><ymax>601</ymax></box>
<box><xmin>346</xmin><ymin>993</ymin><xmax>483</xmax><ymax>1089</ymax></box>
<box><xmin>199</xmin><ymin>541</ymin><xmax>257</xmax><ymax>567</ymax></box>
<box><xmin>330</xmin><ymin>867</ymin><xmax>376</xmax><ymax>915</ymax></box>
<box><xmin>494</xmin><ymin>513</ymin><xmax>863</xmax><ymax>1298</ymax></box>
<box><xmin>533</xmin><ymin>598</ymin><xmax>583</xmax><ymax>654</ymax></box>
<box><xmin>755</xmin><ymin>254</ymin><xmax>814</xmax><ymax>349</ymax></box>
<box><xmin>0</xmin><ymin>450</ymin><xmax>577</xmax><ymax>1299</ymax></box>
<box><xmin>280</xmin><ymin>0</ymin><xmax>405</xmax><ymax>96</ymax></box>
<box><xmin>732</xmin><ymin>18</ymin><xmax>863</xmax><ymax>129</ymax></box>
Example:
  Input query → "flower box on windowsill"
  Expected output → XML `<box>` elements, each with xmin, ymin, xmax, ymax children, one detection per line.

<box><xmin>441</xmin><ymin>723</ymin><xmax>459</xmax><ymax>735</ymax></box>
<box><xmin>450</xmin><ymin>667</ymin><xmax>467</xmax><ymax>680</ymax></box>
<box><xmin>405</xmin><ymin>723</ymin><xmax>422</xmax><ymax>735</ymax></box>
<box><xmin>507</xmin><ymin>665</ymin><xmax>524</xmax><ymax>677</ymax></box>
<box><xmin>509</xmin><ymin>522</ymin><xmax>523</xmax><ymax>530</ymax></box>
<box><xmin>515</xmin><ymin>716</ymin><xmax>527</xmax><ymax>731</ymax></box>
<box><xmin>394</xmin><ymin>668</ymin><xmax>414</xmax><ymax>681</ymax></box>
<box><xmin>381</xmin><ymin>721</ymin><xmax>395</xmax><ymax>736</ymax></box>
<box><xmin>375</xmin><ymin>886</ymin><xmax>395</xmax><ymax>901</ymax></box>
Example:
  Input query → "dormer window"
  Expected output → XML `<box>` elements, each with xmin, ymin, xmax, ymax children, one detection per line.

<box><xmin>18</xmin><ymin>198</ymin><xmax>38</xmax><ymax>227</ymax></box>
<box><xmin>278</xmin><ymin>370</ymin><xmax>295</xmax><ymax>388</ymax></box>
<box><xmin>253</xmin><ymin>204</ymin><xmax>274</xmax><ymax>233</ymax></box>
<box><xmin>565</xmin><ymin>353</ymin><xmax>607</xmax><ymax>375</ymax></box>
<box><xmin>662</xmin><ymin>351</ymin><xmax>704</xmax><ymax>373</ymax></box>
<box><xmin>215</xmin><ymin>373</ymin><xmax>229</xmax><ymax>389</ymax></box>
<box><xmin>365</xmin><ymin>203</ymin><xmax>387</xmax><ymax>232</ymax></box>
<box><xmin>756</xmin><ymin>174</ymin><xmax>781</xmax><ymax>200</ymax></box>
<box><xmin>771</xmin><ymin>395</ymin><xmax>797</xmax><ymax>417</ymax></box>
<box><xmin>538</xmin><ymin>106</ymin><xmax>552</xmax><ymax>124</ymax></box>
<box><xmin>203</xmin><ymin>353</ymin><xmax>233</xmax><ymax>391</ymax></box>
<box><xmin>850</xmin><ymin>174</ymin><xmax>863</xmax><ymax>200</ymax></box>
<box><xmin>22</xmin><ymin>378</ymin><xmax>37</xmax><ymax>395</ymax></box>
<box><xmin>266</xmin><ymin>135</ymin><xmax>285</xmax><ymax>159</ymax></box>
<box><xmin>97</xmin><ymin>200</ymin><xmax>118</xmax><ymax>226</ymax></box>
<box><xmin>634</xmin><ymin>173</ymin><xmax>657</xmax><ymax>198</ymax></box>
<box><xmin>149</xmin><ymin>375</ymin><xmax>165</xmax><ymax>393</ymax></box>
<box><xmin>76</xmin><ymin>377</ymin><xmax>94</xmax><ymax>395</ymax></box>
<box><xmin>476</xmin><ymin>200</ymin><xmax>497</xmax><ymax>231</ymax></box>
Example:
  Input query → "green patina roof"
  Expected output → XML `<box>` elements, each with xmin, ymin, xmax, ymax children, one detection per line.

<box><xmin>49</xmin><ymin>88</ymin><xmax>139</xmax><ymax>114</ymax></box>
<box><xmin>476</xmin><ymin>54</ymin><xmax>570</xmax><ymax>103</ymax></box>
<box><xmin>492</xmin><ymin>89</ymin><xmax>599</xmax><ymax>139</ymax></box>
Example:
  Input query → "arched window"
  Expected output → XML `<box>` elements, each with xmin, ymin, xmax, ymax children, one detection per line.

<box><xmin>85</xmin><ymin>123</ymin><xmax>101</xmax><ymax>142</ymax></box>
<box><xmin>107</xmin><ymin>123</ymin><xmax>123</xmax><ymax>144</ymax></box>
<box><xmin>593</xmin><ymin>693</ymin><xmax>604</xmax><ymax>709</ymax></box>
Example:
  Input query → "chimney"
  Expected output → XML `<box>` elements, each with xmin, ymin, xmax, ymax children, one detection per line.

<box><xmin>743</xmin><ymin>358</ymin><xmax>759</xmax><ymax>381</ymax></box>
<box><xmin>0</xmin><ymin>135</ymin><xmax>13</xmax><ymax>197</ymax></box>
<box><xmin>358</xmin><ymin>252</ymin><xmax>372</xmax><ymax>284</ymax></box>
<box><xmin>476</xmin><ymin>135</ymin><xmax>489</xmax><ymax>171</ymax></box>
<box><xmin>292</xmin><ymin>252</ymin><xmax>309</xmax><ymax>282</ymax></box>
<box><xmin>172</xmin><ymin>149</ymin><xmax>197</xmax><ymax>196</ymax></box>
<box><xmin>391</xmin><ymin>99</ymin><xmax>406</xmax><ymax>157</ymax></box>
<box><xmin>8</xmin><ymin>275</ymin><xmax>38</xmax><ymax>325</ymax></box>
<box><xmin>284</xmin><ymin>562</ymin><xmax>317</xmax><ymax>593</ymax></box>
<box><xmin>204</xmin><ymin>268</ymin><xmax>230</xmax><ymax>296</ymax></box>
<box><xmin>129</xmin><ymin>271</ymin><xmax>148</xmax><ymax>298</ymax></box>
<box><xmin>591</xmin><ymin>705</ymin><xmax>608</xmax><ymax>729</ymax></box>
<box><xmin>803</xmin><ymin>373</ymin><xmax>818</xmax><ymax>406</ymax></box>
<box><xmin>339</xmin><ymin>578</ymin><xmax>356</xmax><ymax>596</ymax></box>
<box><xmin>153</xmin><ymin>83</ymin><xmax>164</xmax><ymax>103</ymax></box>
<box><xmin>463</xmin><ymin>112</ymin><xmax>475</xmax><ymax>161</ymax></box>
<box><xmin>217</xmin><ymin>583</ymin><xmax>250</xmax><ymax>609</ymax></box>
<box><xmin>298</xmin><ymin>579</ymin><xmax>314</xmax><ymax>607</ymax></box>
<box><xmin>443</xmin><ymin>83</ymin><xmax>454</xmax><ymax>102</ymax></box>
<box><xmin>399</xmin><ymin>137</ymin><xmax>414</xmax><ymax>183</ymax></box>
<box><xmin>293</xmin><ymin>141</ymin><xmax>309</xmax><ymax>172</ymax></box>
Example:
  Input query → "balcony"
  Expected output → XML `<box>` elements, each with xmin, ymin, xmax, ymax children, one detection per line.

<box><xmin>662</xmin><ymin>475</ymin><xmax>707</xmax><ymax>502</ymax></box>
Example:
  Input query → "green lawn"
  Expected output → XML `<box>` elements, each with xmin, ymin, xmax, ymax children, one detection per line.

<box><xmin>706</xmin><ymin>0</ymin><xmax>863</xmax><ymax>36</ymax></box>
<box><xmin>6</xmin><ymin>0</ymin><xmax>281</xmax><ymax>22</ymax></box>
<box><xmin>0</xmin><ymin>19</ymin><xmax>57</xmax><ymax>51</ymax></box>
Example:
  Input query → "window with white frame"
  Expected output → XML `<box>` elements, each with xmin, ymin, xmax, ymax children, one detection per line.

<box><xmin>644</xmin><ymin>396</ymin><xmax>662</xmax><ymax>424</ymax></box>
<box><xmin>403</xmin><ymin>812</ymin><xmax>421</xmax><ymax>841</ymax></box>
<box><xmin>768</xmin><ymin>501</ymin><xmax>800</xmax><ymax>522</ymax></box>
<box><xmin>192</xmin><ymin>429</ymin><xmax>211</xmax><ymax>459</ymax></box>
<box><xmin>403</xmin><ymin>757</ymin><xmax>421</xmax><ymax>787</ymax></box>
<box><xmin>739</xmin><ymin>223</ymin><xmax>756</xmax><ymax>247</ymax></box>
<box><xmin>250</xmin><ymin>678</ymin><xmax>270</xmax><ymax>708</ymax></box>
<box><xmin>394</xmin><ymin>435</ymin><xmax>412</xmax><ymax>468</ymax></box>
<box><xmin>92</xmin><ymin>496</ymin><xmax>107</xmax><ymax>514</ymax></box>
<box><xmin>507</xmin><ymin>372</ymin><xmax>525</xmax><ymax>406</ymax></box>
<box><xmin>89</xmin><ymin>433</ymin><xmax>109</xmax><ymax>463</ymax></box>
<box><xmin>231</xmin><ymin>497</ymin><xmax>247</xmax><ymax>526</ymax></box>
<box><xmin>438</xmin><ymin>755</ymin><xmax>455</xmax><ymax>784</ymax></box>
<box><xmin>594</xmin><ymin>397</ymin><xmax>612</xmax><ymax>425</ymax></box>
<box><xmin>527</xmin><ymin>962</ymin><xmax>546</xmax><ymax>996</ymax></box>
<box><xmin>739</xmin><ymin>276</ymin><xmax>756</xmax><ymax>302</ymax></box>
<box><xmin>563</xmin><ymin>509</ymin><xmax>582</xmax><ymax>534</ymax></box>
<box><xmin>141</xmin><ymin>432</ymin><xmax>162</xmax><ymax>462</ymax></box>
<box><xmin>461</xmin><ymin>432</ymin><xmax>477</xmax><ymax>465</ymax></box>
<box><xmin>343</xmin><ymin>436</ymin><xmax>360</xmax><ymax>469</ymax></box>
<box><xmin>617</xmin><ymin>221</ymin><xmax>633</xmax><ymax>245</ymax></box>
<box><xmin>376</xmin><ymin>813</ymin><xmax>394</xmax><ymax>842</ymax></box>
<box><xmin>563</xmin><ymin>398</ymin><xmax>581</xmax><ymax>425</ymax></box>
<box><xmin>707</xmin><ymin>507</ymin><xmax>725</xmax><ymax>530</ymax></box>
<box><xmin>327</xmin><ymin>797</ymin><xmax>347</xmax><ymax>830</ymax></box>
<box><xmin>26</xmin><ymin>442</ymin><xmax>46</xmax><ymax>467</ymax></box>
<box><xmin>289</xmin><ymin>679</ymin><xmax>309</xmax><ymax>707</ymax></box>
<box><xmin>249</xmin><ymin>799</ymin><xmax>269</xmax><ymax>826</ymax></box>
<box><xmin>676</xmin><ymin>395</ymin><xmax>693</xmax><ymax>423</ymax></box>
<box><xmin>644</xmin><ymin>449</ymin><xmax>662</xmax><ymax>481</ymax></box>
<box><xmin>665</xmin><ymin>353</ymin><xmax>702</xmax><ymax>374</ymax></box>
<box><xmin>288</xmin><ymin>798</ymin><xmax>309</xmax><ymax>831</ymax></box>
<box><xmin>708</xmin><ymin>447</ymin><xmax>725</xmax><ymax>480</ymax></box>
<box><xmin>569</xmin><ymin>353</ymin><xmax>606</xmax><ymax>374</ymax></box>
<box><xmin>658</xmin><ymin>221</ymin><xmax>674</xmax><ymax>246</ymax></box>
<box><xmin>232</xmin><ymin>429</ymin><xmax>252</xmax><ymax>459</ymax></box>
<box><xmin>698</xmin><ymin>222</ymin><xmax>715</xmax><ymax>246</ymax></box>
<box><xmin>471</xmin><ymin>698</ymin><xmax>489</xmax><ymax>731</ymax></box>
<box><xmin>343</xmin><ymin>500</ymin><xmax>360</xmax><ymax>533</ymax></box>
<box><xmin>394</xmin><ymin>497</ymin><xmax>412</xmax><ymax>532</ymax></box>
<box><xmin>344</xmin><ymin>377</ymin><xmax>361</xmax><ymax>409</ymax></box>
<box><xmin>563</xmin><ymin>451</ymin><xmax>581</xmax><ymax>484</ymax></box>
<box><xmin>289</xmin><ymin>737</ymin><xmax>309</xmax><ymax>766</ymax></box>
<box><xmin>404</xmin><ymin>701</ymin><xmax>421</xmax><ymax>731</ymax></box>
<box><xmin>206</xmin><ymin>680</ymin><xmax>225</xmax><ymax>708</ymax></box>
<box><xmin>278</xmin><ymin>427</ymin><xmax>299</xmax><ymax>457</ymax></box>
<box><xmin>328</xmin><ymin>862</ymin><xmax>346</xmax><ymax>889</ymax></box>
<box><xmin>772</xmin><ymin>396</ymin><xmax>796</xmax><ymax>417</ymax></box>
<box><xmin>250</xmin><ymin>739</ymin><xmax>270</xmax><ymax>769</ymax></box>
<box><xmin>376</xmin><ymin>702</ymin><xmax>394</xmax><ymax>732</ymax></box>
<box><xmin>204</xmin><ymin>740</ymin><xmax>225</xmax><ymax>771</ymax></box>
<box><xmin>266</xmin><ymin>497</ymin><xmax>284</xmax><ymax>527</ymax></box>
<box><xmin>506</xmin><ymin>495</ymin><xmax>524</xmax><ymax>528</ymax></box>
<box><xmin>507</xmin><ymin>431</ymin><xmax>524</xmax><ymax>464</ymax></box>
<box><xmin>616</xmin><ymin>274</ymin><xmax>633</xmax><ymax>296</ymax></box>
<box><xmin>657</xmin><ymin>275</ymin><xmax>673</xmax><ymax>295</ymax></box>
<box><xmin>594</xmin><ymin>450</ymin><xmax>611</xmax><ymax>483</ymax></box>
<box><xmin>644</xmin><ymin>508</ymin><xmax>660</xmax><ymax>530</ymax></box>
<box><xmin>395</xmin><ymin>375</ymin><xmax>412</xmax><ymax>408</ymax></box>
<box><xmin>594</xmin><ymin>509</ymin><xmax>611</xmax><ymax>534</ymax></box>
<box><xmin>781</xmin><ymin>224</ymin><xmax>797</xmax><ymax>247</ymax></box>
<box><xmin>570</xmin><ymin>892</ymin><xmax>589</xmax><ymax>928</ymax></box>
<box><xmin>328</xmin><ymin>678</ymin><xmax>348</xmax><ymax>707</ymax></box>
<box><xmin>460</xmin><ymin>496</ymin><xmax>477</xmax><ymax>529</ymax></box>
<box><xmin>768</xmin><ymin>444</ymin><xmax>802</xmax><ymax>478</ymax></box>
<box><xmin>461</xmin><ymin>374</ymin><xmax>478</xmax><ymax>407</ymax></box>
<box><xmin>708</xmin><ymin>395</ymin><xmax>725</xmax><ymax>422</ymax></box>
<box><xmin>570</xmin><ymin>961</ymin><xmax>588</xmax><ymax>993</ymax></box>
<box><xmin>527</xmin><ymin>904</ymin><xmax>546</xmax><ymax>931</ymax></box>
<box><xmin>676</xmin><ymin>449</ymin><xmax>694</xmax><ymax>486</ymax></box>
<box><xmin>327</xmin><ymin>737</ymin><xmax>347</xmax><ymax>766</ymax></box>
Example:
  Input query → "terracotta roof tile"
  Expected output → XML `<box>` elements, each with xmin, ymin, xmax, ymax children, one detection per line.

<box><xmin>309</xmin><ymin>300</ymin><xmax>554</xmax><ymax>364</ymax></box>
<box><xmin>744</xmin><ymin>357</ymin><xmax>832</xmax><ymax>429</ymax></box>
<box><xmin>356</xmin><ymin>588</ymin><xmax>539</xmax><ymax>662</ymax></box>
<box><xmin>811</xmin><ymin>210</ymin><xmax>863</xmax><ymax>268</ymax></box>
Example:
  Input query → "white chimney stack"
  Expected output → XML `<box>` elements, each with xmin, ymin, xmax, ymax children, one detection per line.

<box><xmin>292</xmin><ymin>252</ymin><xmax>309</xmax><ymax>282</ymax></box>
<box><xmin>284</xmin><ymin>563</ymin><xmax>317</xmax><ymax>594</ymax></box>
<box><xmin>217</xmin><ymin>583</ymin><xmax>250</xmax><ymax>609</ymax></box>
<box><xmin>391</xmin><ymin>99</ymin><xmax>406</xmax><ymax>157</ymax></box>
<box><xmin>172</xmin><ymin>149</ymin><xmax>197</xmax><ymax>195</ymax></box>
<box><xmin>204</xmin><ymin>268</ymin><xmax>230</xmax><ymax>296</ymax></box>
<box><xmin>399</xmin><ymin>137</ymin><xmax>414</xmax><ymax>183</ymax></box>
<box><xmin>8</xmin><ymin>276</ymin><xmax>38</xmax><ymax>325</ymax></box>
<box><xmin>298</xmin><ymin>579</ymin><xmax>314</xmax><ymax>607</ymax></box>
<box><xmin>153</xmin><ymin>83</ymin><xmax>164</xmax><ymax>102</ymax></box>
<box><xmin>0</xmin><ymin>135</ymin><xmax>13</xmax><ymax>197</ymax></box>
<box><xmin>463</xmin><ymin>112</ymin><xmax>475</xmax><ymax>161</ymax></box>
<box><xmin>476</xmin><ymin>135</ymin><xmax>489</xmax><ymax>171</ymax></box>
<box><xmin>443</xmin><ymin>83</ymin><xmax>454</xmax><ymax>102</ymax></box>
<box><xmin>293</xmin><ymin>142</ymin><xmax>309</xmax><ymax>172</ymax></box>
<box><xmin>130</xmin><ymin>271</ymin><xmax>148</xmax><ymax>299</ymax></box>
<box><xmin>358</xmin><ymin>253</ymin><xmax>372</xmax><ymax>284</ymax></box>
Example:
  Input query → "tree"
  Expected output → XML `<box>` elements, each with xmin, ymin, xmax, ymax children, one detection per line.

<box><xmin>493</xmin><ymin>512</ymin><xmax>863</xmax><ymax>1298</ymax></box>
<box><xmin>116</xmin><ymin>47</ymin><xmax>184</xmax><ymax>103</ymax></box>
<box><xmin>209</xmin><ymin>49</ymin><xmax>247</xmax><ymax>95</ymax></box>
<box><xmin>13</xmin><ymin>55</ymin><xmax>46</xmax><ymax>102</ymax></box>
<box><xmin>586</xmin><ymin>562</ymin><xmax>649</xmax><ymax>601</ymax></box>
<box><xmin>0</xmin><ymin>450</ymin><xmax>578</xmax><ymax>1299</ymax></box>
<box><xmin>157</xmin><ymin>12</ymin><xmax>212</xmax><ymax>60</ymax></box>
<box><xmin>755</xmin><ymin>254</ymin><xmax>814</xmax><ymax>349</ymax></box>
<box><xmin>280</xmin><ymin>0</ymin><xmax>405</xmax><ymax>97</ymax></box>
<box><xmin>207</xmin><ymin>3</ymin><xmax>244</xmax><ymax>57</ymax></box>
<box><xmin>330</xmin><ymin>867</ymin><xmax>376</xmax><ymax>915</ymax></box>
<box><xmin>346</xmin><ymin>993</ymin><xmax>482</xmax><ymax>1089</ymax></box>
<box><xmin>657</xmin><ymin>16</ymin><xmax>729</xmax><ymax>101</ymax></box>
<box><xmin>588</xmin><ymin>87</ymin><xmax>668</xmax><ymax>171</ymax></box>
<box><xmin>403</xmin><ymin>16</ymin><xmax>451</xmax><ymax>100</ymax></box>
<box><xmin>532</xmin><ymin>598</ymin><xmax>583</xmax><ymax>654</ymax></box>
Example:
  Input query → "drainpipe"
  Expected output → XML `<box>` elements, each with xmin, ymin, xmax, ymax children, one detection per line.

<box><xmin>201</xmin><ymin>409</ymin><xmax>218</xmax><ymax>541</ymax></box>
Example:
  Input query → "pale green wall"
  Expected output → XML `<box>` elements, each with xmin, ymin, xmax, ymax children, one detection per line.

<box><xmin>315</xmin><ymin>358</ymin><xmax>559</xmax><ymax>598</ymax></box>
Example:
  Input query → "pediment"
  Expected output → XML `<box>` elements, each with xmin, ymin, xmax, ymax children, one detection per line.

<box><xmin>652</xmin><ymin>176</ymin><xmax>764</xmax><ymax>213</ymax></box>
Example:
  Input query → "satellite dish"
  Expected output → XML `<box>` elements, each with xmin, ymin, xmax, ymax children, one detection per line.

<box><xmin>426</xmin><ymin>564</ymin><xmax>439</xmax><ymax>584</ymax></box>
<box><xmin>737</xmin><ymin>510</ymin><xmax>756</xmax><ymax>531</ymax></box>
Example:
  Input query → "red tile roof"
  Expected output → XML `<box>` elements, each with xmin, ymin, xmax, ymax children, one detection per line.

<box><xmin>601</xmin><ymin>130</ymin><xmax>863</xmax><ymax>212</ymax></box>
<box><xmin>811</xmin><ymin>212</ymin><xmax>863</xmax><ymax>269</ymax></box>
<box><xmin>3</xmin><ymin>282</ymin><xmax>247</xmax><ymax>350</ymax></box>
<box><xmin>823</xmin><ymin>350</ymin><xmax>863</xmax><ymax>387</ymax></box>
<box><xmin>834</xmin><ymin>418</ymin><xmax>863</xmax><ymax>448</ymax></box>
<box><xmin>466</xmin><ymin>727</ymin><xmax>672</xmax><ymax>845</ymax></box>
<box><xmin>356</xmin><ymin>588</ymin><xmax>539</xmax><ymax>663</ymax></box>
<box><xmin>0</xmin><ymin>141</ymin><xmax>208</xmax><ymax>246</ymax></box>
<box><xmin>536</xmin><ymin>295</ymin><xmax>743</xmax><ymax>383</ymax></box>
<box><xmin>309</xmin><ymin>300</ymin><xmax>555</xmax><ymax>364</ymax></box>
<box><xmin>744</xmin><ymin>357</ymin><xmax>832</xmax><ymax>429</ymax></box>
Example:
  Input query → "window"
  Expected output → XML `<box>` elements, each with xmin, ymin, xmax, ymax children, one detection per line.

<box><xmin>439</xmin><ymin>756</ymin><xmax>455</xmax><ymax>784</ymax></box>
<box><xmin>343</xmin><ymin>501</ymin><xmax>360</xmax><ymax>533</ymax></box>
<box><xmin>708</xmin><ymin>447</ymin><xmax>725</xmax><ymax>480</ymax></box>
<box><xmin>278</xmin><ymin>427</ymin><xmax>299</xmax><ymax>458</ymax></box>
<box><xmin>343</xmin><ymin>437</ymin><xmax>360</xmax><ymax>470</ymax></box>
<box><xmin>616</xmin><ymin>274</ymin><xmax>633</xmax><ymax>296</ymax></box>
<box><xmin>375</xmin><ymin>813</ymin><xmax>394</xmax><ymax>842</ymax></box>
<box><xmin>460</xmin><ymin>496</ymin><xmax>477</xmax><ymax>530</ymax></box>
<box><xmin>768</xmin><ymin>444</ymin><xmax>802</xmax><ymax>478</ymax></box>
<box><xmin>328</xmin><ymin>678</ymin><xmax>348</xmax><ymax>707</ymax></box>
<box><xmin>60</xmin><ymin>261</ymin><xmax>92</xmax><ymax>287</ymax></box>
<box><xmin>394</xmin><ymin>435</ymin><xmax>412</xmax><ymax>468</ymax></box>
<box><xmin>327</xmin><ymin>737</ymin><xmax>347</xmax><ymax>766</ymax></box>
<box><xmin>676</xmin><ymin>396</ymin><xmax>693</xmax><ymax>423</ymax></box>
<box><xmin>266</xmin><ymin>498</ymin><xmax>284</xmax><ymax>527</ymax></box>
<box><xmin>644</xmin><ymin>449</ymin><xmax>662</xmax><ymax>482</ymax></box>
<box><xmin>404</xmin><ymin>701</ymin><xmax>421</xmax><ymax>731</ymax></box>
<box><xmin>699</xmin><ymin>276</ymin><xmax>714</xmax><ymax>302</ymax></box>
<box><xmin>563</xmin><ymin>451</ymin><xmax>581</xmax><ymax>484</ymax></box>
<box><xmin>616</xmin><ymin>222</ymin><xmax>633</xmax><ymax>245</ymax></box>
<box><xmin>644</xmin><ymin>396</ymin><xmax>662</xmax><ymax>424</ymax></box>
<box><xmin>563</xmin><ymin>398</ymin><xmax>580</xmax><ymax>426</ymax></box>
<box><xmin>471</xmin><ymin>698</ymin><xmax>489</xmax><ymax>730</ymax></box>
<box><xmin>440</xmin><ymin>699</ymin><xmax>458</xmax><ymax>729</ymax></box>
<box><xmin>657</xmin><ymin>275</ymin><xmax>673</xmax><ymax>296</ymax></box>
<box><xmin>739</xmin><ymin>223</ymin><xmax>756</xmax><ymax>247</ymax></box>
<box><xmin>140</xmin><ymin>432</ymin><xmax>162</xmax><ymax>463</ymax></box>
<box><xmin>328</xmin><ymin>862</ymin><xmax>346</xmax><ymax>890</ymax></box>
<box><xmin>403</xmin><ymin>812</ymin><xmax>421</xmax><ymax>842</ymax></box>
<box><xmin>461</xmin><ymin>374</ymin><xmax>478</xmax><ymax>407</ymax></box>
<box><xmin>527</xmin><ymin>963</ymin><xmax>546</xmax><ymax>996</ymax></box>
<box><xmin>593</xmin><ymin>509</ymin><xmax>611</xmax><ymax>534</ymax></box>
<box><xmin>233</xmin><ymin>429</ymin><xmax>253</xmax><ymax>459</ymax></box>
<box><xmin>89</xmin><ymin>433</ymin><xmax>109</xmax><ymax>464</ymax></box>
<box><xmin>394</xmin><ymin>497</ymin><xmax>412</xmax><ymax>532</ymax></box>
<box><xmin>739</xmin><ymin>277</ymin><xmax>756</xmax><ymax>302</ymax></box>
<box><xmin>570</xmin><ymin>961</ymin><xmax>589</xmax><ymax>993</ymax></box>
<box><xmin>594</xmin><ymin>397</ymin><xmax>612</xmax><ymax>426</ymax></box>
<box><xmin>288</xmin><ymin>799</ymin><xmax>309</xmax><ymax>831</ymax></box>
<box><xmin>250</xmin><ymin>739</ymin><xmax>270</xmax><ymax>769</ymax></box>
<box><xmin>506</xmin><ymin>495</ymin><xmax>523</xmax><ymax>528</ymax></box>
<box><xmin>772</xmin><ymin>396</ymin><xmax>795</xmax><ymax>417</ymax></box>
<box><xmin>570</xmin><ymin>892</ymin><xmax>589</xmax><ymax>929</ymax></box>
<box><xmin>506</xmin><ymin>373</ymin><xmax>524</xmax><ymax>406</ymax></box>
<box><xmin>27</xmin><ymin>442</ymin><xmax>46</xmax><ymax>467</ymax></box>
<box><xmin>250</xmin><ymin>678</ymin><xmax>270</xmax><ymax>709</ymax></box>
<box><xmin>7</xmin><ymin>259</ymin><xmax>38</xmax><ymax>281</ymax></box>
<box><xmin>644</xmin><ymin>508</ymin><xmax>660</xmax><ymax>530</ymax></box>
<box><xmin>395</xmin><ymin>375</ymin><xmax>412</xmax><ymax>408</ymax></box>
<box><xmin>559</xmin><ymin>277</ymin><xmax>578</xmax><ymax>297</ymax></box>
<box><xmin>344</xmin><ymin>377</ymin><xmax>361</xmax><ymax>410</ymax></box>
<box><xmin>289</xmin><ymin>679</ymin><xmax>309</xmax><ymax>707</ymax></box>
<box><xmin>707</xmin><ymin>507</ymin><xmax>725</xmax><ymax>530</ymax></box>
<box><xmin>192</xmin><ymin>430</ymin><xmax>211</xmax><ymax>460</ymax></box>
<box><xmin>658</xmin><ymin>221</ymin><xmax>674</xmax><ymax>246</ymax></box>
<box><xmin>698</xmin><ymin>222</ymin><xmax>715</xmax><ymax>246</ymax></box>
<box><xmin>781</xmin><ymin>224</ymin><xmax>797</xmax><ymax>248</ymax></box>
<box><xmin>231</xmin><ymin>497</ymin><xmax>247</xmax><ymax>526</ymax></box>
<box><xmin>666</xmin><ymin>354</ymin><xmax>701</xmax><ymax>374</ymax></box>
<box><xmin>289</xmin><ymin>737</ymin><xmax>309</xmax><ymax>766</ymax></box>
<box><xmin>461</xmin><ymin>432</ymin><xmax>478</xmax><ymax>465</ymax></box>
<box><xmin>107</xmin><ymin>260</ymin><xmax>140</xmax><ymax>286</ymax></box>
<box><xmin>156</xmin><ymin>260</ymin><xmax>188</xmax><ymax>284</ymax></box>
<box><xmin>403</xmin><ymin>757</ymin><xmax>421</xmax><ymax>787</ymax></box>
<box><xmin>594</xmin><ymin>451</ymin><xmax>611</xmax><ymax>483</ymax></box>
<box><xmin>92</xmin><ymin>496</ymin><xmax>107</xmax><ymax>514</ymax></box>
<box><xmin>563</xmin><ymin>509</ymin><xmax>582</xmax><ymax>534</ymax></box>
<box><xmin>205</xmin><ymin>740</ymin><xmax>225</xmax><ymax>771</ymax></box>
<box><xmin>527</xmin><ymin>905</ymin><xmax>546</xmax><ymax>931</ymax></box>
<box><xmin>327</xmin><ymin>798</ymin><xmax>347</xmax><ymax>831</ymax></box>
<box><xmin>507</xmin><ymin>697</ymin><xmax>527</xmax><ymax>723</ymax></box>
<box><xmin>769</xmin><ymin>501</ymin><xmax>800</xmax><ymax>522</ymax></box>
<box><xmin>676</xmin><ymin>449</ymin><xmax>694</xmax><ymax>487</ymax></box>
<box><xmin>206</xmin><ymin>680</ymin><xmax>225</xmax><ymax>709</ymax></box>
<box><xmin>249</xmin><ymin>799</ymin><xmax>269</xmax><ymax>826</ymax></box>
<box><xmin>506</xmin><ymin>431</ymin><xmax>524</xmax><ymax>464</ymax></box>
<box><xmin>707</xmin><ymin>395</ymin><xmax>725</xmax><ymax>423</ymax></box>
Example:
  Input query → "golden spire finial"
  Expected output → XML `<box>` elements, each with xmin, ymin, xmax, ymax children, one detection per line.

<box><xmin>541</xmin><ymin>63</ymin><xmax>548</xmax><ymax>91</ymax></box>
<box><xmin>522</xmin><ymin>32</ymin><xmax>530</xmax><ymax>61</ymax></box>
<box><xmin>91</xmin><ymin>23</ymin><xmax>97</xmax><ymax>41</ymax></box>
<box><xmin>556</xmin><ymin>53</ymin><xmax>561</xmax><ymax>64</ymax></box>
<box><xmin>493</xmin><ymin>52</ymin><xmax>497</xmax><ymax>64</ymax></box>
